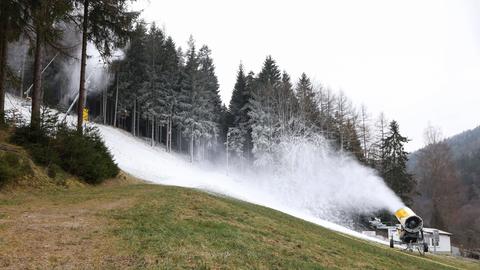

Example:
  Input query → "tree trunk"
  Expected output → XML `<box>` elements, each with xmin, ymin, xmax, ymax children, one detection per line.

<box><xmin>155</xmin><ymin>121</ymin><xmax>159</xmax><ymax>143</ymax></box>
<box><xmin>190</xmin><ymin>131</ymin><xmax>194</xmax><ymax>163</ymax></box>
<box><xmin>151</xmin><ymin>115</ymin><xmax>154</xmax><ymax>147</ymax></box>
<box><xmin>177</xmin><ymin>125</ymin><xmax>181</xmax><ymax>152</ymax></box>
<box><xmin>136</xmin><ymin>107</ymin><xmax>140</xmax><ymax>137</ymax></box>
<box><xmin>132</xmin><ymin>100</ymin><xmax>136</xmax><ymax>136</ymax></box>
<box><xmin>168</xmin><ymin>116</ymin><xmax>172</xmax><ymax>152</ymax></box>
<box><xmin>77</xmin><ymin>0</ymin><xmax>89</xmax><ymax>132</ymax></box>
<box><xmin>103</xmin><ymin>87</ymin><xmax>107</xmax><ymax>125</ymax></box>
<box><xmin>113</xmin><ymin>73</ymin><xmax>119</xmax><ymax>127</ymax></box>
<box><xmin>159</xmin><ymin>123</ymin><xmax>163</xmax><ymax>144</ymax></box>
<box><xmin>166</xmin><ymin>120</ymin><xmax>169</xmax><ymax>151</ymax></box>
<box><xmin>31</xmin><ymin>28</ymin><xmax>43</xmax><ymax>130</ymax></box>
<box><xmin>19</xmin><ymin>47</ymin><xmax>26</xmax><ymax>98</ymax></box>
<box><xmin>0</xmin><ymin>18</ymin><xmax>7</xmax><ymax>126</ymax></box>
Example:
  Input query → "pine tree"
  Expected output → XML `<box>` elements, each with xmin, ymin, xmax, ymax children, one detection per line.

<box><xmin>248</xmin><ymin>56</ymin><xmax>283</xmax><ymax>166</ymax></box>
<box><xmin>277</xmin><ymin>71</ymin><xmax>297</xmax><ymax>135</ymax></box>
<box><xmin>156</xmin><ymin>36</ymin><xmax>180</xmax><ymax>151</ymax></box>
<box><xmin>239</xmin><ymin>71</ymin><xmax>256</xmax><ymax>158</ymax></box>
<box><xmin>197</xmin><ymin>45</ymin><xmax>222</xmax><ymax>158</ymax></box>
<box><xmin>248</xmin><ymin>91</ymin><xmax>275</xmax><ymax>167</ymax></box>
<box><xmin>228</xmin><ymin>64</ymin><xmax>255</xmax><ymax>158</ymax></box>
<box><xmin>229</xmin><ymin>64</ymin><xmax>247</xmax><ymax>127</ymax></box>
<box><xmin>176</xmin><ymin>37</ymin><xmax>218</xmax><ymax>162</ymax></box>
<box><xmin>0</xmin><ymin>0</ymin><xmax>25</xmax><ymax>126</ymax></box>
<box><xmin>295</xmin><ymin>73</ymin><xmax>319</xmax><ymax>131</ymax></box>
<box><xmin>74</xmin><ymin>0</ymin><xmax>139</xmax><ymax>132</ymax></box>
<box><xmin>115</xmin><ymin>22</ymin><xmax>148</xmax><ymax>134</ymax></box>
<box><xmin>29</xmin><ymin>0</ymin><xmax>74</xmax><ymax>130</ymax></box>
<box><xmin>381</xmin><ymin>120</ymin><xmax>415</xmax><ymax>204</ymax></box>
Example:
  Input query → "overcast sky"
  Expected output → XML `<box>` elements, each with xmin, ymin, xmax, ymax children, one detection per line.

<box><xmin>132</xmin><ymin>0</ymin><xmax>480</xmax><ymax>151</ymax></box>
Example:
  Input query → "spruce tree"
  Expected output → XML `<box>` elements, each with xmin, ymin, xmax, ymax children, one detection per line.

<box><xmin>277</xmin><ymin>71</ymin><xmax>297</xmax><ymax>134</ymax></box>
<box><xmin>295</xmin><ymin>73</ymin><xmax>319</xmax><ymax>130</ymax></box>
<box><xmin>240</xmin><ymin>71</ymin><xmax>257</xmax><ymax>157</ymax></box>
<box><xmin>258</xmin><ymin>56</ymin><xmax>281</xmax><ymax>85</ymax></box>
<box><xmin>177</xmin><ymin>37</ymin><xmax>219</xmax><ymax>161</ymax></box>
<box><xmin>198</xmin><ymin>45</ymin><xmax>222</xmax><ymax>157</ymax></box>
<box><xmin>74</xmin><ymin>0</ymin><xmax>139</xmax><ymax>132</ymax></box>
<box><xmin>0</xmin><ymin>0</ymin><xmax>25</xmax><ymax>126</ymax></box>
<box><xmin>29</xmin><ymin>0</ymin><xmax>74</xmax><ymax>130</ymax></box>
<box><xmin>229</xmin><ymin>64</ymin><xmax>247</xmax><ymax>127</ymax></box>
<box><xmin>114</xmin><ymin>22</ymin><xmax>148</xmax><ymax>133</ymax></box>
<box><xmin>381</xmin><ymin>120</ymin><xmax>415</xmax><ymax>204</ymax></box>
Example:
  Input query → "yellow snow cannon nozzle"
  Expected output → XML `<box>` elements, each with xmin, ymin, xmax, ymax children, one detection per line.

<box><xmin>394</xmin><ymin>207</ymin><xmax>424</xmax><ymax>233</ymax></box>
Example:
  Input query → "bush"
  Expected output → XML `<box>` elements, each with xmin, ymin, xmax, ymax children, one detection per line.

<box><xmin>0</xmin><ymin>152</ymin><xmax>32</xmax><ymax>186</ymax></box>
<box><xmin>11</xmin><ymin>110</ymin><xmax>119</xmax><ymax>184</ymax></box>
<box><xmin>54</xmin><ymin>126</ymin><xmax>119</xmax><ymax>184</ymax></box>
<box><xmin>10</xmin><ymin>125</ymin><xmax>59</xmax><ymax>166</ymax></box>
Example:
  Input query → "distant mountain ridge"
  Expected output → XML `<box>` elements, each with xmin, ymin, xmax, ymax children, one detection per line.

<box><xmin>408</xmin><ymin>124</ymin><xmax>480</xmax><ymax>252</ymax></box>
<box><xmin>445</xmin><ymin>125</ymin><xmax>480</xmax><ymax>160</ymax></box>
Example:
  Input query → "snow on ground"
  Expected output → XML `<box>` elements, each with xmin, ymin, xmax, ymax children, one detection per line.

<box><xmin>5</xmin><ymin>94</ymin><xmax>388</xmax><ymax>245</ymax></box>
<box><xmin>98</xmin><ymin>125</ymin><xmax>389</xmax><ymax>245</ymax></box>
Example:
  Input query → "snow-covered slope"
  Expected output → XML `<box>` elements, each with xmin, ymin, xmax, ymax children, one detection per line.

<box><xmin>98</xmin><ymin>125</ymin><xmax>388</xmax><ymax>245</ymax></box>
<box><xmin>5</xmin><ymin>94</ymin><xmax>387</xmax><ymax>245</ymax></box>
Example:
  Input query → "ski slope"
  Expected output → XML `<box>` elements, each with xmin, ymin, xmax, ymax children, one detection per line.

<box><xmin>5</xmin><ymin>94</ymin><xmax>388</xmax><ymax>245</ymax></box>
<box><xmin>98</xmin><ymin>125</ymin><xmax>389</xmax><ymax>245</ymax></box>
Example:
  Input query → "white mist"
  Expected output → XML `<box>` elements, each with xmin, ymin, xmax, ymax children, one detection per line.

<box><xmin>97</xmin><ymin>125</ymin><xmax>404</xmax><ymax>242</ymax></box>
<box><xmin>236</xmin><ymin>135</ymin><xmax>405</xmax><ymax>226</ymax></box>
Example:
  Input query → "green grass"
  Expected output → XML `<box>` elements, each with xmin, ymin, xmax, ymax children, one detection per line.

<box><xmin>104</xmin><ymin>185</ymin><xmax>480</xmax><ymax>269</ymax></box>
<box><xmin>1</xmin><ymin>183</ymin><xmax>479</xmax><ymax>269</ymax></box>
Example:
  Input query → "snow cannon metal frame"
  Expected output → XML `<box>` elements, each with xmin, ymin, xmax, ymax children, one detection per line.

<box><xmin>389</xmin><ymin>207</ymin><xmax>429</xmax><ymax>255</ymax></box>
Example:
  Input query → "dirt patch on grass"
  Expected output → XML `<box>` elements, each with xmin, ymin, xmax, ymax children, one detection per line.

<box><xmin>101</xmin><ymin>171</ymin><xmax>145</xmax><ymax>187</ymax></box>
<box><xmin>0</xmin><ymin>192</ymin><xmax>136</xmax><ymax>269</ymax></box>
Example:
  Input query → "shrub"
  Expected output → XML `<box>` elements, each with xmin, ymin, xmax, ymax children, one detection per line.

<box><xmin>10</xmin><ymin>125</ymin><xmax>59</xmax><ymax>166</ymax></box>
<box><xmin>0</xmin><ymin>152</ymin><xmax>32</xmax><ymax>186</ymax></box>
<box><xmin>11</xmin><ymin>109</ymin><xmax>119</xmax><ymax>185</ymax></box>
<box><xmin>54</xmin><ymin>126</ymin><xmax>119</xmax><ymax>184</ymax></box>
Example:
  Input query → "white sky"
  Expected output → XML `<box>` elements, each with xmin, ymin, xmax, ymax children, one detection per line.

<box><xmin>132</xmin><ymin>0</ymin><xmax>480</xmax><ymax>151</ymax></box>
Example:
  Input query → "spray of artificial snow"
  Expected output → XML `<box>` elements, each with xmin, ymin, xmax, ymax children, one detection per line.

<box><xmin>96</xmin><ymin>125</ymin><xmax>404</xmax><ymax>234</ymax></box>
<box><xmin>5</xmin><ymin>93</ymin><xmax>403</xmax><ymax>237</ymax></box>
<box><xmin>59</xmin><ymin>42</ymin><xmax>114</xmax><ymax>105</ymax></box>
<box><xmin>236</xmin><ymin>134</ymin><xmax>405</xmax><ymax>225</ymax></box>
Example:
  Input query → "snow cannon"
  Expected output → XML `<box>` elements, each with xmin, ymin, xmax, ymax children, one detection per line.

<box><xmin>394</xmin><ymin>207</ymin><xmax>423</xmax><ymax>233</ymax></box>
<box><xmin>390</xmin><ymin>207</ymin><xmax>428</xmax><ymax>254</ymax></box>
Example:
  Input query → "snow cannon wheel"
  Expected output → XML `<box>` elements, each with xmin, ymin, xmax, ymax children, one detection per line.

<box><xmin>423</xmin><ymin>242</ymin><xmax>428</xmax><ymax>253</ymax></box>
<box><xmin>390</xmin><ymin>238</ymin><xmax>394</xmax><ymax>248</ymax></box>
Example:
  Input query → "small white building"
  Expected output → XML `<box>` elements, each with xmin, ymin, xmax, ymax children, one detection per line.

<box><xmin>422</xmin><ymin>228</ymin><xmax>452</xmax><ymax>254</ymax></box>
<box><xmin>386</xmin><ymin>226</ymin><xmax>453</xmax><ymax>254</ymax></box>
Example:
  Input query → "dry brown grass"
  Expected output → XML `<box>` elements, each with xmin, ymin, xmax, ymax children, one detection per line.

<box><xmin>0</xmin><ymin>173</ymin><xmax>141</xmax><ymax>269</ymax></box>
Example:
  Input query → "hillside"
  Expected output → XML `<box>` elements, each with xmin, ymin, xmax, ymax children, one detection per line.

<box><xmin>0</xmin><ymin>122</ymin><xmax>477</xmax><ymax>269</ymax></box>
<box><xmin>1</xmin><ymin>183</ymin><xmax>479</xmax><ymax>269</ymax></box>
<box><xmin>408</xmin><ymin>125</ymin><xmax>480</xmax><ymax>252</ymax></box>
<box><xmin>446</xmin><ymin>126</ymin><xmax>480</xmax><ymax>161</ymax></box>
<box><xmin>5</xmin><ymin>94</ymin><xmax>394</xmax><ymax>244</ymax></box>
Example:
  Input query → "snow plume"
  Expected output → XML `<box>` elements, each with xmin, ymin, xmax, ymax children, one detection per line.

<box><xmin>4</xmin><ymin>94</ymin><xmax>402</xmax><ymax>243</ymax></box>
<box><xmin>96</xmin><ymin>125</ymin><xmax>403</xmax><ymax>244</ymax></box>
<box><xmin>59</xmin><ymin>42</ymin><xmax>113</xmax><ymax>105</ymax></box>
<box><xmin>244</xmin><ymin>134</ymin><xmax>405</xmax><ymax>225</ymax></box>
<box><xmin>55</xmin><ymin>23</ymin><xmax>126</xmax><ymax>105</ymax></box>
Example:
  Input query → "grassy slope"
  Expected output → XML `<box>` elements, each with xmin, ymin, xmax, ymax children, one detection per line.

<box><xmin>1</xmin><ymin>183</ymin><xmax>478</xmax><ymax>269</ymax></box>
